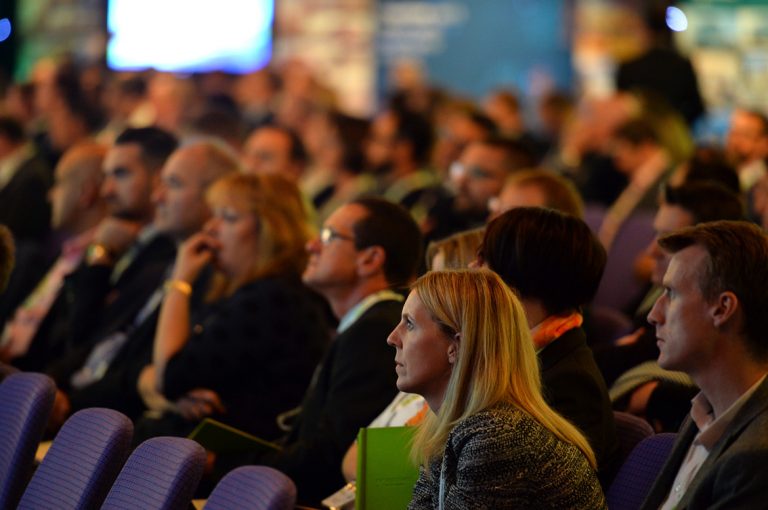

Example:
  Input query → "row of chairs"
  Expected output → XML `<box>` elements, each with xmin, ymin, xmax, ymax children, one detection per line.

<box><xmin>609</xmin><ymin>411</ymin><xmax>677</xmax><ymax>510</ymax></box>
<box><xmin>0</xmin><ymin>372</ymin><xmax>296</xmax><ymax>510</ymax></box>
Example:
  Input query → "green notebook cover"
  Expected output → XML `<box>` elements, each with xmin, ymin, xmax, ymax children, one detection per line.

<box><xmin>355</xmin><ymin>426</ymin><xmax>419</xmax><ymax>510</ymax></box>
<box><xmin>188</xmin><ymin>418</ymin><xmax>282</xmax><ymax>455</ymax></box>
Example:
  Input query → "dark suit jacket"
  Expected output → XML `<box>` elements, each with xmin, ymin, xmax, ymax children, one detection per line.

<box><xmin>160</xmin><ymin>275</ymin><xmax>330</xmax><ymax>440</ymax></box>
<box><xmin>0</xmin><ymin>152</ymin><xmax>52</xmax><ymax>242</ymax></box>
<box><xmin>262</xmin><ymin>298</ymin><xmax>402</xmax><ymax>505</ymax></box>
<box><xmin>640</xmin><ymin>376</ymin><xmax>768</xmax><ymax>510</ymax></box>
<box><xmin>0</xmin><ymin>236</ymin><xmax>59</xmax><ymax>326</ymax></box>
<box><xmin>15</xmin><ymin>232</ymin><xmax>175</xmax><ymax>373</ymax></box>
<box><xmin>539</xmin><ymin>326</ymin><xmax>620</xmax><ymax>488</ymax></box>
<box><xmin>616</xmin><ymin>46</ymin><xmax>705</xmax><ymax>126</ymax></box>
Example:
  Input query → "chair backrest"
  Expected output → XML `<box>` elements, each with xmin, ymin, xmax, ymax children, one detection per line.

<box><xmin>607</xmin><ymin>432</ymin><xmax>677</xmax><ymax>510</ymax></box>
<box><xmin>0</xmin><ymin>372</ymin><xmax>56</xmax><ymax>509</ymax></box>
<box><xmin>613</xmin><ymin>411</ymin><xmax>655</xmax><ymax>466</ymax></box>
<box><xmin>101</xmin><ymin>436</ymin><xmax>205</xmax><ymax>510</ymax></box>
<box><xmin>205</xmin><ymin>466</ymin><xmax>296</xmax><ymax>510</ymax></box>
<box><xmin>588</xmin><ymin>305</ymin><xmax>633</xmax><ymax>345</ymax></box>
<box><xmin>592</xmin><ymin>210</ymin><xmax>656</xmax><ymax>312</ymax></box>
<box><xmin>17</xmin><ymin>408</ymin><xmax>134</xmax><ymax>510</ymax></box>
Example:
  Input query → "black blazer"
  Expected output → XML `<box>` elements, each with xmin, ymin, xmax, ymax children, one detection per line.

<box><xmin>539</xmin><ymin>326</ymin><xmax>621</xmax><ymax>488</ymax></box>
<box><xmin>640</xmin><ymin>376</ymin><xmax>768</xmax><ymax>510</ymax></box>
<box><xmin>266</xmin><ymin>298</ymin><xmax>402</xmax><ymax>505</ymax></box>
<box><xmin>15</xmin><ymin>232</ymin><xmax>175</xmax><ymax>373</ymax></box>
<box><xmin>0</xmin><ymin>153</ymin><xmax>51</xmax><ymax>242</ymax></box>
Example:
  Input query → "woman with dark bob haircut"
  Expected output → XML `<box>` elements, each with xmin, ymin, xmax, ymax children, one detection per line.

<box><xmin>477</xmin><ymin>206</ymin><xmax>620</xmax><ymax>487</ymax></box>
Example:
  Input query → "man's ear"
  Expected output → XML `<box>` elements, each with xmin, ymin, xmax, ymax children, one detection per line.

<box><xmin>356</xmin><ymin>245</ymin><xmax>386</xmax><ymax>278</ymax></box>
<box><xmin>711</xmin><ymin>291</ymin><xmax>739</xmax><ymax>329</ymax></box>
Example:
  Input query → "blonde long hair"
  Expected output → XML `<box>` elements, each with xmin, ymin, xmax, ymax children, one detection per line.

<box><xmin>206</xmin><ymin>173</ymin><xmax>314</xmax><ymax>295</ymax></box>
<box><xmin>411</xmin><ymin>270</ymin><xmax>597</xmax><ymax>470</ymax></box>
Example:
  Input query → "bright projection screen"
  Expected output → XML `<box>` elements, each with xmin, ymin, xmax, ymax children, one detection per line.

<box><xmin>107</xmin><ymin>0</ymin><xmax>273</xmax><ymax>73</ymax></box>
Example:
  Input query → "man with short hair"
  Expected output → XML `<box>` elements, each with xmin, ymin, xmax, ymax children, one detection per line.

<box><xmin>221</xmin><ymin>198</ymin><xmax>423</xmax><ymax>506</ymax></box>
<box><xmin>11</xmin><ymin>127</ymin><xmax>178</xmax><ymax>374</ymax></box>
<box><xmin>600</xmin><ymin>182</ymin><xmax>746</xmax><ymax>382</ymax></box>
<box><xmin>50</xmin><ymin>139</ymin><xmax>240</xmax><ymax>420</ymax></box>
<box><xmin>241</xmin><ymin>124</ymin><xmax>306</xmax><ymax>182</ymax></box>
<box><xmin>488</xmin><ymin>169</ymin><xmax>584</xmax><ymax>220</ymax></box>
<box><xmin>725</xmin><ymin>108</ymin><xmax>768</xmax><ymax>193</ymax></box>
<box><xmin>600</xmin><ymin>118</ymin><xmax>672</xmax><ymax>250</ymax></box>
<box><xmin>367</xmin><ymin>108</ymin><xmax>441</xmax><ymax>223</ymax></box>
<box><xmin>641</xmin><ymin>221</ymin><xmax>768</xmax><ymax>509</ymax></box>
<box><xmin>426</xmin><ymin>136</ymin><xmax>535</xmax><ymax>242</ymax></box>
<box><xmin>0</xmin><ymin>142</ymin><xmax>107</xmax><ymax>363</ymax></box>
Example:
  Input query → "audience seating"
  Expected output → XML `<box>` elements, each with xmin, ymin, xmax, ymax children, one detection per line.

<box><xmin>0</xmin><ymin>372</ymin><xmax>56</xmax><ymax>509</ymax></box>
<box><xmin>613</xmin><ymin>411</ymin><xmax>655</xmax><ymax>466</ymax></box>
<box><xmin>606</xmin><ymin>432</ymin><xmax>677</xmax><ymax>510</ymax></box>
<box><xmin>0</xmin><ymin>361</ymin><xmax>19</xmax><ymax>382</ymax></box>
<box><xmin>588</xmin><ymin>305</ymin><xmax>633</xmax><ymax>345</ymax></box>
<box><xmin>101</xmin><ymin>436</ymin><xmax>205</xmax><ymax>510</ymax></box>
<box><xmin>204</xmin><ymin>465</ymin><xmax>297</xmax><ymax>510</ymax></box>
<box><xmin>590</xmin><ymin>209</ymin><xmax>656</xmax><ymax>313</ymax></box>
<box><xmin>17</xmin><ymin>408</ymin><xmax>133</xmax><ymax>510</ymax></box>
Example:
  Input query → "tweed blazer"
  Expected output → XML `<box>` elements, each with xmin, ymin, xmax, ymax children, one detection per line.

<box><xmin>409</xmin><ymin>402</ymin><xmax>606</xmax><ymax>509</ymax></box>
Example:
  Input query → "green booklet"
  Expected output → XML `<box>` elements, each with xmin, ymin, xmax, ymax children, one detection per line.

<box><xmin>188</xmin><ymin>418</ymin><xmax>282</xmax><ymax>455</ymax></box>
<box><xmin>355</xmin><ymin>426</ymin><xmax>419</xmax><ymax>510</ymax></box>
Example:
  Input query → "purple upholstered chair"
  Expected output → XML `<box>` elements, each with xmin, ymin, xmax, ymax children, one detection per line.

<box><xmin>17</xmin><ymin>408</ymin><xmax>134</xmax><ymax>509</ymax></box>
<box><xmin>101</xmin><ymin>436</ymin><xmax>205</xmax><ymax>510</ymax></box>
<box><xmin>607</xmin><ymin>432</ymin><xmax>677</xmax><ymax>510</ymax></box>
<box><xmin>592</xmin><ymin>210</ymin><xmax>656</xmax><ymax>312</ymax></box>
<box><xmin>613</xmin><ymin>411</ymin><xmax>655</xmax><ymax>466</ymax></box>
<box><xmin>205</xmin><ymin>466</ymin><xmax>297</xmax><ymax>510</ymax></box>
<box><xmin>0</xmin><ymin>372</ymin><xmax>56</xmax><ymax>509</ymax></box>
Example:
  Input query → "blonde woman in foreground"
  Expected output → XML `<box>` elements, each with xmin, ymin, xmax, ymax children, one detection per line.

<box><xmin>388</xmin><ymin>270</ymin><xmax>606</xmax><ymax>509</ymax></box>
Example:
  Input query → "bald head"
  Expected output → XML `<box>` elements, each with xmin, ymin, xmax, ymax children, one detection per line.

<box><xmin>50</xmin><ymin>141</ymin><xmax>108</xmax><ymax>232</ymax></box>
<box><xmin>153</xmin><ymin>139</ymin><xmax>240</xmax><ymax>240</ymax></box>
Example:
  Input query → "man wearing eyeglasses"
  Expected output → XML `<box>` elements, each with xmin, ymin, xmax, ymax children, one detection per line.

<box><xmin>425</xmin><ymin>136</ymin><xmax>536</xmax><ymax>242</ymax></box>
<box><xmin>218</xmin><ymin>198</ymin><xmax>423</xmax><ymax>506</ymax></box>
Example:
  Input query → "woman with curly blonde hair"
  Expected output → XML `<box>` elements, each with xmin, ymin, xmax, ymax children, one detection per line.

<box><xmin>388</xmin><ymin>270</ymin><xmax>605</xmax><ymax>509</ymax></box>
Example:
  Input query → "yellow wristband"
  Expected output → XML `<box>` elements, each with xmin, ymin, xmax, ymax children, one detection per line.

<box><xmin>164</xmin><ymin>279</ymin><xmax>192</xmax><ymax>297</ymax></box>
<box><xmin>86</xmin><ymin>243</ymin><xmax>113</xmax><ymax>265</ymax></box>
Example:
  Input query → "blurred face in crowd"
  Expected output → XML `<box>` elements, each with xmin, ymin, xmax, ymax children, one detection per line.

<box><xmin>303</xmin><ymin>203</ymin><xmax>366</xmax><ymax>298</ymax></box>
<box><xmin>752</xmin><ymin>176</ymin><xmax>768</xmax><ymax>230</ymax></box>
<box><xmin>647</xmin><ymin>203</ymin><xmax>694</xmax><ymax>286</ymax></box>
<box><xmin>451</xmin><ymin>142</ymin><xmax>509</xmax><ymax>215</ymax></box>
<box><xmin>152</xmin><ymin>146</ymin><xmax>212</xmax><ymax>240</ymax></box>
<box><xmin>648</xmin><ymin>245</ymin><xmax>714</xmax><ymax>374</ymax></box>
<box><xmin>488</xmin><ymin>182</ymin><xmax>546</xmax><ymax>221</ymax></box>
<box><xmin>367</xmin><ymin>111</ymin><xmax>398</xmax><ymax>174</ymax></box>
<box><xmin>241</xmin><ymin>126</ymin><xmax>297</xmax><ymax>179</ymax></box>
<box><xmin>50</xmin><ymin>150</ymin><xmax>94</xmax><ymax>231</ymax></box>
<box><xmin>203</xmin><ymin>198</ymin><xmax>260</xmax><ymax>280</ymax></box>
<box><xmin>387</xmin><ymin>290</ymin><xmax>456</xmax><ymax>407</ymax></box>
<box><xmin>101</xmin><ymin>143</ymin><xmax>156</xmax><ymax>222</ymax></box>
<box><xmin>611</xmin><ymin>139</ymin><xmax>646</xmax><ymax>175</ymax></box>
<box><xmin>433</xmin><ymin>112</ymin><xmax>488</xmax><ymax>175</ymax></box>
<box><xmin>726</xmin><ymin>110</ymin><xmax>768</xmax><ymax>168</ymax></box>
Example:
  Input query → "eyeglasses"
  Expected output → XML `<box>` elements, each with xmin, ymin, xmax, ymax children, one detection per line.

<box><xmin>449</xmin><ymin>161</ymin><xmax>496</xmax><ymax>180</ymax></box>
<box><xmin>320</xmin><ymin>226</ymin><xmax>356</xmax><ymax>245</ymax></box>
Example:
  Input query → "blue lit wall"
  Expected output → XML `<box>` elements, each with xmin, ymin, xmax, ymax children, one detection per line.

<box><xmin>376</xmin><ymin>0</ymin><xmax>573</xmax><ymax>101</ymax></box>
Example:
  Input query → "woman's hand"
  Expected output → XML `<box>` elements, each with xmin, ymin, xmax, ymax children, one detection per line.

<box><xmin>171</xmin><ymin>232</ymin><xmax>220</xmax><ymax>284</ymax></box>
<box><xmin>175</xmin><ymin>388</ymin><xmax>226</xmax><ymax>421</ymax></box>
